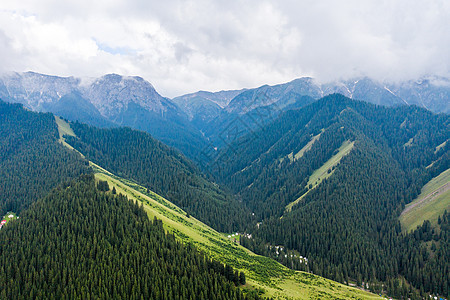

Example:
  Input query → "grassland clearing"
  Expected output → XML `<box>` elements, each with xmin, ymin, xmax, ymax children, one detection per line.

<box><xmin>288</xmin><ymin>130</ymin><xmax>323</xmax><ymax>162</ymax></box>
<box><xmin>400</xmin><ymin>168</ymin><xmax>450</xmax><ymax>233</ymax></box>
<box><xmin>54</xmin><ymin>116</ymin><xmax>82</xmax><ymax>154</ymax></box>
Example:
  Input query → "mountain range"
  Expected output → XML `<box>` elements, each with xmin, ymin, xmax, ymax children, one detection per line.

<box><xmin>0</xmin><ymin>80</ymin><xmax>448</xmax><ymax>299</ymax></box>
<box><xmin>1</xmin><ymin>72</ymin><xmax>449</xmax><ymax>163</ymax></box>
<box><xmin>0</xmin><ymin>72</ymin><xmax>208</xmax><ymax>160</ymax></box>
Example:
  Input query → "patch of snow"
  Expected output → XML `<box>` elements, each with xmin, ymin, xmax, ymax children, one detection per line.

<box><xmin>384</xmin><ymin>86</ymin><xmax>409</xmax><ymax>105</ymax></box>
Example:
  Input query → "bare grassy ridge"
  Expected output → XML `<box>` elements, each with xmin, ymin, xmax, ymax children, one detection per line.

<box><xmin>285</xmin><ymin>140</ymin><xmax>355</xmax><ymax>213</ymax></box>
<box><xmin>400</xmin><ymin>168</ymin><xmax>450</xmax><ymax>232</ymax></box>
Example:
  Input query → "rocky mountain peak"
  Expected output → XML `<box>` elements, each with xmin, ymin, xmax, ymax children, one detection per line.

<box><xmin>83</xmin><ymin>73</ymin><xmax>167</xmax><ymax>118</ymax></box>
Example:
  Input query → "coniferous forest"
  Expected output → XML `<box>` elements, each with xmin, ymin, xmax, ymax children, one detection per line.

<box><xmin>0</xmin><ymin>101</ymin><xmax>89</xmax><ymax>215</ymax></box>
<box><xmin>0</xmin><ymin>174</ymin><xmax>254</xmax><ymax>299</ymax></box>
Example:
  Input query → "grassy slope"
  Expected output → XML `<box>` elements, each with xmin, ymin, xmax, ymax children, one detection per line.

<box><xmin>400</xmin><ymin>168</ymin><xmax>450</xmax><ymax>232</ymax></box>
<box><xmin>55</xmin><ymin>116</ymin><xmax>79</xmax><ymax>152</ymax></box>
<box><xmin>435</xmin><ymin>140</ymin><xmax>447</xmax><ymax>153</ymax></box>
<box><xmin>288</xmin><ymin>130</ymin><xmax>323</xmax><ymax>162</ymax></box>
<box><xmin>56</xmin><ymin>119</ymin><xmax>379</xmax><ymax>299</ymax></box>
<box><xmin>286</xmin><ymin>140</ymin><xmax>355</xmax><ymax>212</ymax></box>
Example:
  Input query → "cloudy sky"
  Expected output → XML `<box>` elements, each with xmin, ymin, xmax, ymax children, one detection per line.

<box><xmin>0</xmin><ymin>0</ymin><xmax>449</xmax><ymax>97</ymax></box>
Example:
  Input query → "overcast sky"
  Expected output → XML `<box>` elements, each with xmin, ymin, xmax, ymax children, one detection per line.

<box><xmin>0</xmin><ymin>0</ymin><xmax>449</xmax><ymax>97</ymax></box>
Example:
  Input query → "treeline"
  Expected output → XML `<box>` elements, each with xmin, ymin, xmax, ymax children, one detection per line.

<box><xmin>0</xmin><ymin>100</ymin><xmax>89</xmax><ymax>215</ymax></box>
<box><xmin>213</xmin><ymin>95</ymin><xmax>449</xmax><ymax>297</ymax></box>
<box><xmin>65</xmin><ymin>122</ymin><xmax>254</xmax><ymax>232</ymax></box>
<box><xmin>0</xmin><ymin>175</ymin><xmax>258</xmax><ymax>299</ymax></box>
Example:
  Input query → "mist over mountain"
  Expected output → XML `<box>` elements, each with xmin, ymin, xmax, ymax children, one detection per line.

<box><xmin>177</xmin><ymin>76</ymin><xmax>449</xmax><ymax>123</ymax></box>
<box><xmin>171</xmin><ymin>76</ymin><xmax>449</xmax><ymax>159</ymax></box>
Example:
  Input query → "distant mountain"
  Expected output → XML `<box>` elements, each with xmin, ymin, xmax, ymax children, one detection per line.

<box><xmin>42</xmin><ymin>91</ymin><xmax>114</xmax><ymax>128</ymax></box>
<box><xmin>175</xmin><ymin>76</ymin><xmax>449</xmax><ymax>119</ymax></box>
<box><xmin>225</xmin><ymin>78</ymin><xmax>322</xmax><ymax>114</ymax></box>
<box><xmin>0</xmin><ymin>72</ymin><xmax>209</xmax><ymax>161</ymax></box>
<box><xmin>173</xmin><ymin>89</ymin><xmax>245</xmax><ymax>112</ymax></box>
<box><xmin>1</xmin><ymin>71</ymin><xmax>448</xmax><ymax>165</ymax></box>
<box><xmin>172</xmin><ymin>76</ymin><xmax>449</xmax><ymax>159</ymax></box>
<box><xmin>172</xmin><ymin>89</ymin><xmax>246</xmax><ymax>130</ymax></box>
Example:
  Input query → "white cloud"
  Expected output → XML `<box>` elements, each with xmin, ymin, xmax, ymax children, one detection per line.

<box><xmin>0</xmin><ymin>0</ymin><xmax>449</xmax><ymax>97</ymax></box>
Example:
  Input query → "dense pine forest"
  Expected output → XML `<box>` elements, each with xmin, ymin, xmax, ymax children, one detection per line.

<box><xmin>214</xmin><ymin>94</ymin><xmax>449</xmax><ymax>297</ymax></box>
<box><xmin>0</xmin><ymin>100</ymin><xmax>89</xmax><ymax>215</ymax></box>
<box><xmin>0</xmin><ymin>175</ymin><xmax>255</xmax><ymax>299</ymax></box>
<box><xmin>64</xmin><ymin>122</ymin><xmax>254</xmax><ymax>232</ymax></box>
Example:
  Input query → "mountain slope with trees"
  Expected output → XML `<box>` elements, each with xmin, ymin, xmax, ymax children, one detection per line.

<box><xmin>65</xmin><ymin>122</ymin><xmax>253</xmax><ymax>232</ymax></box>
<box><xmin>0</xmin><ymin>175</ymin><xmax>254</xmax><ymax>299</ymax></box>
<box><xmin>0</xmin><ymin>100</ymin><xmax>89</xmax><ymax>215</ymax></box>
<box><xmin>214</xmin><ymin>94</ymin><xmax>449</xmax><ymax>298</ymax></box>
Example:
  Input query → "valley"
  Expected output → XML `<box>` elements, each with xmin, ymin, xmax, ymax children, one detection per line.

<box><xmin>56</xmin><ymin>113</ymin><xmax>381</xmax><ymax>299</ymax></box>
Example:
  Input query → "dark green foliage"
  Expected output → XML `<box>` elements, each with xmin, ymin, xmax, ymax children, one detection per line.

<box><xmin>65</xmin><ymin>123</ymin><xmax>253</xmax><ymax>232</ymax></box>
<box><xmin>239</xmin><ymin>271</ymin><xmax>246</xmax><ymax>285</ymax></box>
<box><xmin>0</xmin><ymin>100</ymin><xmax>89</xmax><ymax>216</ymax></box>
<box><xmin>214</xmin><ymin>94</ymin><xmax>449</xmax><ymax>297</ymax></box>
<box><xmin>96</xmin><ymin>180</ymin><xmax>109</xmax><ymax>192</ymax></box>
<box><xmin>0</xmin><ymin>175</ymin><xmax>257</xmax><ymax>299</ymax></box>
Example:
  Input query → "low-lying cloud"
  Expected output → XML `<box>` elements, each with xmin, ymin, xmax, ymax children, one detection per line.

<box><xmin>0</xmin><ymin>0</ymin><xmax>448</xmax><ymax>97</ymax></box>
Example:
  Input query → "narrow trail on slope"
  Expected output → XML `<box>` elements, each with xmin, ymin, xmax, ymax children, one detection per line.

<box><xmin>401</xmin><ymin>182</ymin><xmax>450</xmax><ymax>216</ymax></box>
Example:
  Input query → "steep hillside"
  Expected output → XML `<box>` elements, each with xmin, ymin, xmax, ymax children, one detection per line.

<box><xmin>0</xmin><ymin>98</ymin><xmax>255</xmax><ymax>299</ymax></box>
<box><xmin>214</xmin><ymin>95</ymin><xmax>449</xmax><ymax>298</ymax></box>
<box><xmin>64</xmin><ymin>122</ymin><xmax>253</xmax><ymax>232</ymax></box>
<box><xmin>0</xmin><ymin>175</ymin><xmax>254</xmax><ymax>299</ymax></box>
<box><xmin>0</xmin><ymin>100</ymin><xmax>89</xmax><ymax>215</ymax></box>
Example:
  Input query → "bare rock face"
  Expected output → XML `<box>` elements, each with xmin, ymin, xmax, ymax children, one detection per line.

<box><xmin>81</xmin><ymin>74</ymin><xmax>172</xmax><ymax>119</ymax></box>
<box><xmin>0</xmin><ymin>72</ymin><xmax>177</xmax><ymax>118</ymax></box>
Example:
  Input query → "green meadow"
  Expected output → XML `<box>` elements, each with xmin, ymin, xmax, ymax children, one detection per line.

<box><xmin>400</xmin><ymin>168</ymin><xmax>450</xmax><ymax>233</ymax></box>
